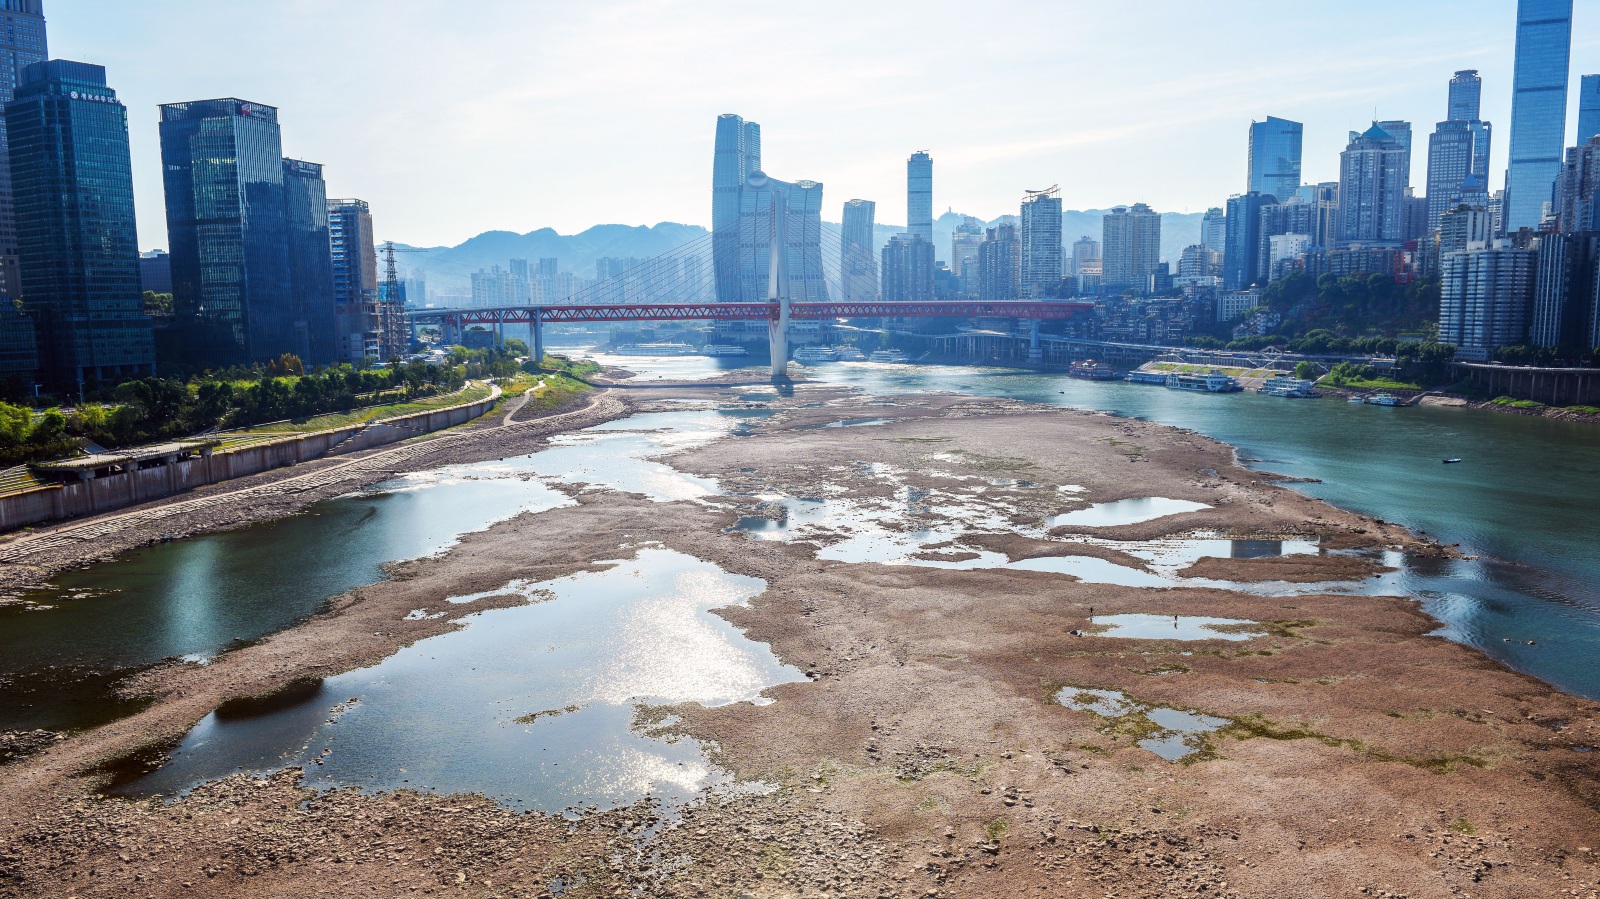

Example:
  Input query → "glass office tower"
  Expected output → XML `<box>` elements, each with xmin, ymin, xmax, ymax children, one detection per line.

<box><xmin>7</xmin><ymin>59</ymin><xmax>153</xmax><ymax>389</ymax></box>
<box><xmin>841</xmin><ymin>198</ymin><xmax>878</xmax><ymax>302</ymax></box>
<box><xmin>907</xmin><ymin>152</ymin><xmax>933</xmax><ymax>243</ymax></box>
<box><xmin>712</xmin><ymin>114</ymin><xmax>761</xmax><ymax>302</ymax></box>
<box><xmin>283</xmin><ymin>159</ymin><xmax>337</xmax><ymax>366</ymax></box>
<box><xmin>160</xmin><ymin>98</ymin><xmax>292</xmax><ymax>368</ymax></box>
<box><xmin>1505</xmin><ymin>0</ymin><xmax>1573</xmax><ymax>232</ymax></box>
<box><xmin>1248</xmin><ymin>117</ymin><xmax>1303</xmax><ymax>202</ymax></box>
<box><xmin>0</xmin><ymin>0</ymin><xmax>46</xmax><ymax>302</ymax></box>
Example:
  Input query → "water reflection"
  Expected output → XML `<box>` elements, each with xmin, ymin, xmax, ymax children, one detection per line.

<box><xmin>119</xmin><ymin>549</ymin><xmax>806</xmax><ymax>813</ymax></box>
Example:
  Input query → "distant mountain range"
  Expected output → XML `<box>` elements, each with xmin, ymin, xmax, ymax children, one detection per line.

<box><xmin>405</xmin><ymin>209</ymin><xmax>1206</xmax><ymax>296</ymax></box>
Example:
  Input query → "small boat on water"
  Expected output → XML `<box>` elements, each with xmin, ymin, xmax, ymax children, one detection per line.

<box><xmin>1443</xmin><ymin>458</ymin><xmax>1464</xmax><ymax>464</ymax></box>
<box><xmin>1348</xmin><ymin>395</ymin><xmax>1367</xmax><ymax>404</ymax></box>
<box><xmin>868</xmin><ymin>349</ymin><xmax>909</xmax><ymax>364</ymax></box>
<box><xmin>1260</xmin><ymin>376</ymin><xmax>1319</xmax><ymax>398</ymax></box>
<box><xmin>1366</xmin><ymin>394</ymin><xmax>1404</xmax><ymax>407</ymax></box>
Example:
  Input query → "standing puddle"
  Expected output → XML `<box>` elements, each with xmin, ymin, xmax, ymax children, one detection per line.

<box><xmin>1090</xmin><ymin>614</ymin><xmax>1264</xmax><ymax>641</ymax></box>
<box><xmin>1048</xmin><ymin>497</ymin><xmax>1212</xmax><ymax>529</ymax></box>
<box><xmin>116</xmin><ymin>548</ymin><xmax>806</xmax><ymax>814</ymax></box>
<box><xmin>1056</xmin><ymin>687</ymin><xmax>1229</xmax><ymax>763</ymax></box>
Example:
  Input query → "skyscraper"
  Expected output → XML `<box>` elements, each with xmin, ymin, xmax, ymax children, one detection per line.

<box><xmin>1505</xmin><ymin>0</ymin><xmax>1573</xmax><ymax>233</ymax></box>
<box><xmin>1101</xmin><ymin>204</ymin><xmax>1161</xmax><ymax>292</ymax></box>
<box><xmin>1257</xmin><ymin>202</ymin><xmax>1316</xmax><ymax>281</ymax></box>
<box><xmin>1201</xmin><ymin>208</ymin><xmax>1227</xmax><ymax>256</ymax></box>
<box><xmin>1339</xmin><ymin>124</ymin><xmax>1409</xmax><ymax>245</ymax></box>
<box><xmin>1223</xmin><ymin>192</ymin><xmax>1274</xmax><ymax>289</ymax></box>
<box><xmin>1556</xmin><ymin>136</ymin><xmax>1600</xmax><ymax>232</ymax></box>
<box><xmin>1530</xmin><ymin>231</ymin><xmax>1600</xmax><ymax>352</ymax></box>
<box><xmin>951</xmin><ymin>216</ymin><xmax>984</xmax><ymax>288</ymax></box>
<box><xmin>283</xmin><ymin>159</ymin><xmax>336</xmax><ymax>365</ymax></box>
<box><xmin>881</xmin><ymin>235</ymin><xmax>934</xmax><ymax>301</ymax></box>
<box><xmin>976</xmin><ymin>225</ymin><xmax>1020</xmax><ymax>301</ymax></box>
<box><xmin>841</xmin><ymin>199</ymin><xmax>879</xmax><ymax>302</ymax></box>
<box><xmin>1426</xmin><ymin>71</ymin><xmax>1494</xmax><ymax>228</ymax></box>
<box><xmin>161</xmin><ymin>98</ymin><xmax>293</xmax><ymax>368</ymax></box>
<box><xmin>1019</xmin><ymin>186</ymin><xmax>1062</xmax><ymax>298</ymax></box>
<box><xmin>1071</xmin><ymin>236</ymin><xmax>1102</xmax><ymax>278</ymax></box>
<box><xmin>1578</xmin><ymin>75</ymin><xmax>1600</xmax><ymax>146</ymax></box>
<box><xmin>7</xmin><ymin>58</ymin><xmax>151</xmax><ymax>390</ymax></box>
<box><xmin>1248</xmin><ymin>117</ymin><xmax>1303</xmax><ymax>201</ymax></box>
<box><xmin>0</xmin><ymin>0</ymin><xmax>46</xmax><ymax>302</ymax></box>
<box><xmin>328</xmin><ymin>199</ymin><xmax>379</xmax><ymax>363</ymax></box>
<box><xmin>712</xmin><ymin>113</ymin><xmax>761</xmax><ymax>302</ymax></box>
<box><xmin>1375</xmin><ymin>121</ymin><xmax>1415</xmax><ymax>191</ymax></box>
<box><xmin>1440</xmin><ymin>245</ymin><xmax>1537</xmax><ymax>361</ymax></box>
<box><xmin>735</xmin><ymin>172</ymin><xmax>828</xmax><ymax>303</ymax></box>
<box><xmin>907</xmin><ymin>152</ymin><xmax>933</xmax><ymax>244</ymax></box>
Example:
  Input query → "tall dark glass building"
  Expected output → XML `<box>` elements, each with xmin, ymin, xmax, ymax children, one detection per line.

<box><xmin>712</xmin><ymin>114</ymin><xmax>761</xmax><ymax>302</ymax></box>
<box><xmin>160</xmin><ymin>98</ymin><xmax>292</xmax><ymax>369</ymax></box>
<box><xmin>1426</xmin><ymin>71</ymin><xmax>1494</xmax><ymax>229</ymax></box>
<box><xmin>283</xmin><ymin>159</ymin><xmax>336</xmax><ymax>365</ymax></box>
<box><xmin>1505</xmin><ymin>0</ymin><xmax>1573</xmax><ymax>232</ymax></box>
<box><xmin>7</xmin><ymin>60</ymin><xmax>153</xmax><ymax>389</ymax></box>
<box><xmin>1248</xmin><ymin>117</ymin><xmax>1303</xmax><ymax>202</ymax></box>
<box><xmin>0</xmin><ymin>0</ymin><xmax>46</xmax><ymax>302</ymax></box>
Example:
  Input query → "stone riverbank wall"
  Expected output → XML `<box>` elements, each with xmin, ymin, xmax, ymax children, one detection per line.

<box><xmin>0</xmin><ymin>392</ymin><xmax>500</xmax><ymax>533</ymax></box>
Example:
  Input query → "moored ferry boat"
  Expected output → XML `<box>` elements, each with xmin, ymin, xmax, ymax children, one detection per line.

<box><xmin>868</xmin><ymin>349</ymin><xmax>909</xmax><ymax>364</ymax></box>
<box><xmin>1125</xmin><ymin>370</ymin><xmax>1170</xmax><ymax>386</ymax></box>
<box><xmin>1260</xmin><ymin>376</ymin><xmax>1319</xmax><ymax>398</ymax></box>
<box><xmin>793</xmin><ymin>345</ymin><xmax>840</xmax><ymax>364</ymax></box>
<box><xmin>833</xmin><ymin>346</ymin><xmax>867</xmax><ymax>361</ymax></box>
<box><xmin>613</xmin><ymin>342</ymin><xmax>697</xmax><ymax>357</ymax></box>
<box><xmin>1068</xmin><ymin>360</ymin><xmax>1117</xmax><ymax>381</ymax></box>
<box><xmin>701</xmin><ymin>344</ymin><xmax>749</xmax><ymax>357</ymax></box>
<box><xmin>1166</xmin><ymin>370</ymin><xmax>1242</xmax><ymax>393</ymax></box>
<box><xmin>1366</xmin><ymin>393</ymin><xmax>1404</xmax><ymax>406</ymax></box>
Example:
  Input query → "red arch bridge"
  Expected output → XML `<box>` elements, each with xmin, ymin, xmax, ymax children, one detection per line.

<box><xmin>409</xmin><ymin>300</ymin><xmax>1096</xmax><ymax>379</ymax></box>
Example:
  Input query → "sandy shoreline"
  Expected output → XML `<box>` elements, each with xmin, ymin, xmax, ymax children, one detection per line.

<box><xmin>0</xmin><ymin>378</ymin><xmax>1596</xmax><ymax>898</ymax></box>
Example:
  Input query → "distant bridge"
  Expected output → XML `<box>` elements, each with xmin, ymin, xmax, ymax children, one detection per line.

<box><xmin>411</xmin><ymin>301</ymin><xmax>1095</xmax><ymax>377</ymax></box>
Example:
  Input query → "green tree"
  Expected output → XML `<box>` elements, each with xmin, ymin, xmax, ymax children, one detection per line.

<box><xmin>1294</xmin><ymin>361</ymin><xmax>1316</xmax><ymax>380</ymax></box>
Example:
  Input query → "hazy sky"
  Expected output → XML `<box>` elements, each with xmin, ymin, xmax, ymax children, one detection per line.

<box><xmin>49</xmin><ymin>0</ymin><xmax>1600</xmax><ymax>249</ymax></box>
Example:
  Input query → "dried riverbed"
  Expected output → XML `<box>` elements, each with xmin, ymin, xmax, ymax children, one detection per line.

<box><xmin>0</xmin><ymin>380</ymin><xmax>1597</xmax><ymax>898</ymax></box>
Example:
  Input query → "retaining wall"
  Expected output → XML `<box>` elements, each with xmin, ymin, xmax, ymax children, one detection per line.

<box><xmin>0</xmin><ymin>391</ymin><xmax>498</xmax><ymax>533</ymax></box>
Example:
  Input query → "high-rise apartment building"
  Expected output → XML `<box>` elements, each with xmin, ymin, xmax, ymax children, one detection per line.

<box><xmin>1248</xmin><ymin>117</ymin><xmax>1303</xmax><ymax>201</ymax></box>
<box><xmin>976</xmin><ymin>225</ymin><xmax>1020</xmax><ymax>301</ymax></box>
<box><xmin>1426</xmin><ymin>70</ymin><xmax>1494</xmax><ymax>229</ymax></box>
<box><xmin>1438</xmin><ymin>205</ymin><xmax>1493</xmax><ymax>258</ymax></box>
<box><xmin>161</xmin><ymin>98</ymin><xmax>295</xmax><ymax>368</ymax></box>
<box><xmin>1019</xmin><ymin>186</ymin><xmax>1062</xmax><ymax>298</ymax></box>
<box><xmin>1201</xmin><ymin>208</ymin><xmax>1227</xmax><ymax>256</ymax></box>
<box><xmin>1505</xmin><ymin>0</ymin><xmax>1573</xmax><ymax>233</ymax></box>
<box><xmin>951</xmin><ymin>217</ymin><xmax>984</xmax><ymax>285</ymax></box>
<box><xmin>1071</xmin><ymin>235</ymin><xmax>1101</xmax><ymax>278</ymax></box>
<box><xmin>1375</xmin><ymin>121</ymin><xmax>1414</xmax><ymax>190</ymax></box>
<box><xmin>710</xmin><ymin>115</ymin><xmax>827</xmax><ymax>303</ymax></box>
<box><xmin>1258</xmin><ymin>203</ymin><xmax>1317</xmax><ymax>281</ymax></box>
<box><xmin>907</xmin><ymin>152</ymin><xmax>933</xmax><ymax>244</ymax></box>
<box><xmin>1556</xmin><ymin>136</ymin><xmax>1600</xmax><ymax>232</ymax></box>
<box><xmin>881</xmin><ymin>234</ymin><xmax>934</xmax><ymax>301</ymax></box>
<box><xmin>1101</xmin><ymin>203</ymin><xmax>1161</xmax><ymax>292</ymax></box>
<box><xmin>1339</xmin><ymin>124</ymin><xmax>1410</xmax><ymax>245</ymax></box>
<box><xmin>1530</xmin><ymin>232</ymin><xmax>1600</xmax><ymax>352</ymax></box>
<box><xmin>1577</xmin><ymin>75</ymin><xmax>1600</xmax><ymax>146</ymax></box>
<box><xmin>328</xmin><ymin>199</ymin><xmax>378</xmax><ymax>363</ymax></box>
<box><xmin>7</xmin><ymin>59</ymin><xmax>152</xmax><ymax>389</ymax></box>
<box><xmin>536</xmin><ymin>258</ymin><xmax>558</xmax><ymax>280</ymax></box>
<box><xmin>1440</xmin><ymin>245</ymin><xmax>1537</xmax><ymax>361</ymax></box>
<box><xmin>1223</xmin><ymin>192</ymin><xmax>1274</xmax><ymax>289</ymax></box>
<box><xmin>0</xmin><ymin>0</ymin><xmax>46</xmax><ymax>302</ymax></box>
<box><xmin>841</xmin><ymin>199</ymin><xmax>879</xmax><ymax>302</ymax></box>
<box><xmin>283</xmin><ymin>159</ymin><xmax>336</xmax><ymax>365</ymax></box>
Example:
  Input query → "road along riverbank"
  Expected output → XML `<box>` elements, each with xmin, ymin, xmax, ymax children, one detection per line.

<box><xmin>0</xmin><ymin>382</ymin><xmax>1594</xmax><ymax>898</ymax></box>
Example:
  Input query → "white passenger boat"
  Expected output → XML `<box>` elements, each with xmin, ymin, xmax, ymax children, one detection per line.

<box><xmin>868</xmin><ymin>349</ymin><xmax>909</xmax><ymax>364</ymax></box>
<box><xmin>613</xmin><ymin>342</ymin><xmax>697</xmax><ymax>357</ymax></box>
<box><xmin>793</xmin><ymin>346</ymin><xmax>839</xmax><ymax>364</ymax></box>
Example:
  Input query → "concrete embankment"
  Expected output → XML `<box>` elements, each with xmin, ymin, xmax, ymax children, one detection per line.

<box><xmin>0</xmin><ymin>387</ymin><xmax>501</xmax><ymax>535</ymax></box>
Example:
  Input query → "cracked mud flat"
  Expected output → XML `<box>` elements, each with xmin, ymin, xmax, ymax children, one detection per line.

<box><xmin>1</xmin><ymin>384</ymin><xmax>1598</xmax><ymax>899</ymax></box>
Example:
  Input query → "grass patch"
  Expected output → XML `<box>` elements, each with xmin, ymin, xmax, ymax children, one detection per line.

<box><xmin>944</xmin><ymin>450</ymin><xmax>1036</xmax><ymax>471</ymax></box>
<box><xmin>1492</xmin><ymin>396</ymin><xmax>1547</xmax><ymax>410</ymax></box>
<box><xmin>1136</xmin><ymin>664</ymin><xmax>1191</xmax><ymax>676</ymax></box>
<box><xmin>520</xmin><ymin>374</ymin><xmax>593</xmax><ymax>415</ymax></box>
<box><xmin>1222</xmin><ymin>713</ymin><xmax>1491</xmax><ymax>773</ymax></box>
<box><xmin>536</xmin><ymin>354</ymin><xmax>603</xmax><ymax>379</ymax></box>
<box><xmin>237</xmin><ymin>383</ymin><xmax>494</xmax><ymax>436</ymax></box>
<box><xmin>985</xmin><ymin>818</ymin><xmax>1009</xmax><ymax>841</ymax></box>
<box><xmin>1564</xmin><ymin>405</ymin><xmax>1600</xmax><ymax>415</ymax></box>
<box><xmin>1319</xmin><ymin>375</ymin><xmax>1423</xmax><ymax>391</ymax></box>
<box><xmin>1448</xmin><ymin>817</ymin><xmax>1477</xmax><ymax>835</ymax></box>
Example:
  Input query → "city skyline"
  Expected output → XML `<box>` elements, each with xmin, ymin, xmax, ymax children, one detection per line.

<box><xmin>42</xmin><ymin>1</ymin><xmax>1600</xmax><ymax>249</ymax></box>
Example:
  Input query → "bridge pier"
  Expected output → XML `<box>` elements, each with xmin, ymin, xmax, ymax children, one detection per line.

<box><xmin>769</xmin><ymin>319</ymin><xmax>789</xmax><ymax>380</ymax></box>
<box><xmin>1028</xmin><ymin>319</ymin><xmax>1042</xmax><ymax>363</ymax></box>
<box><xmin>532</xmin><ymin>310</ymin><xmax>544</xmax><ymax>367</ymax></box>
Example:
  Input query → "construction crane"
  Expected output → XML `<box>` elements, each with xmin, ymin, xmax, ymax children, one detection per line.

<box><xmin>377</xmin><ymin>241</ymin><xmax>427</xmax><ymax>360</ymax></box>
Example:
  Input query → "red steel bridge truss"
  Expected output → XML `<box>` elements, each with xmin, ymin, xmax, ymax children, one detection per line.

<box><xmin>411</xmin><ymin>301</ymin><xmax>1095</xmax><ymax>327</ymax></box>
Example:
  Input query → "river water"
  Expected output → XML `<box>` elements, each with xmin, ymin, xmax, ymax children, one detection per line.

<box><xmin>3</xmin><ymin>352</ymin><xmax>1597</xmax><ymax>809</ymax></box>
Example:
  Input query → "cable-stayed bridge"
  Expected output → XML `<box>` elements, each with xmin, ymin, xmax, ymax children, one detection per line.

<box><xmin>409</xmin><ymin>222</ymin><xmax>1092</xmax><ymax>378</ymax></box>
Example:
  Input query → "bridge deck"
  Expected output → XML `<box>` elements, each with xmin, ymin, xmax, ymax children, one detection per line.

<box><xmin>413</xmin><ymin>301</ymin><xmax>1095</xmax><ymax>325</ymax></box>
